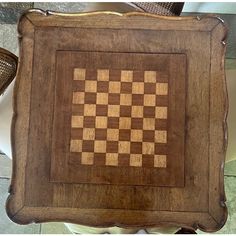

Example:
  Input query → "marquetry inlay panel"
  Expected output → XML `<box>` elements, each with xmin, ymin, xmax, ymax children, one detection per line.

<box><xmin>50</xmin><ymin>51</ymin><xmax>186</xmax><ymax>187</ymax></box>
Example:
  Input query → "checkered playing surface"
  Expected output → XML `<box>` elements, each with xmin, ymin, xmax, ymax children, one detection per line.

<box><xmin>70</xmin><ymin>68</ymin><xmax>168</xmax><ymax>168</ymax></box>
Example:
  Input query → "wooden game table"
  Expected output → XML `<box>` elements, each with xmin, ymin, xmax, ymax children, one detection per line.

<box><xmin>7</xmin><ymin>9</ymin><xmax>228</xmax><ymax>232</ymax></box>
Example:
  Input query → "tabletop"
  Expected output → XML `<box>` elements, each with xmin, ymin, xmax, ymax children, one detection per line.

<box><xmin>6</xmin><ymin>9</ymin><xmax>228</xmax><ymax>232</ymax></box>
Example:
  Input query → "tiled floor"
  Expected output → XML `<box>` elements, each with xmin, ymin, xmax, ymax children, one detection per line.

<box><xmin>0</xmin><ymin>2</ymin><xmax>236</xmax><ymax>234</ymax></box>
<box><xmin>0</xmin><ymin>154</ymin><xmax>11</xmax><ymax>178</ymax></box>
<box><xmin>225</xmin><ymin>160</ymin><xmax>236</xmax><ymax>176</ymax></box>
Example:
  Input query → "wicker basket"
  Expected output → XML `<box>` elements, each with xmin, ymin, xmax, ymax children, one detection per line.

<box><xmin>0</xmin><ymin>48</ymin><xmax>18</xmax><ymax>95</ymax></box>
<box><xmin>129</xmin><ymin>2</ymin><xmax>184</xmax><ymax>16</ymax></box>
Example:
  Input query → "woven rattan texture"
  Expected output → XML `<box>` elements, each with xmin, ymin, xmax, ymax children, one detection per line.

<box><xmin>131</xmin><ymin>2</ymin><xmax>184</xmax><ymax>16</ymax></box>
<box><xmin>0</xmin><ymin>49</ymin><xmax>17</xmax><ymax>94</ymax></box>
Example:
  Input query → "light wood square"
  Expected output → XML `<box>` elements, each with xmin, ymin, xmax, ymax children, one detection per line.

<box><xmin>143</xmin><ymin>118</ymin><xmax>155</xmax><ymax>130</ymax></box>
<box><xmin>155</xmin><ymin>130</ymin><xmax>167</xmax><ymax>143</ymax></box>
<box><xmin>154</xmin><ymin>155</ymin><xmax>167</xmax><ymax>168</ymax></box>
<box><xmin>119</xmin><ymin>117</ymin><xmax>131</xmax><ymax>129</ymax></box>
<box><xmin>144</xmin><ymin>71</ymin><xmax>156</xmax><ymax>83</ymax></box>
<box><xmin>96</xmin><ymin>93</ymin><xmax>108</xmax><ymax>105</ymax></box>
<box><xmin>72</xmin><ymin>92</ymin><xmax>84</xmax><ymax>104</ymax></box>
<box><xmin>83</xmin><ymin>128</ymin><xmax>95</xmax><ymax>140</ymax></box>
<box><xmin>108</xmin><ymin>105</ymin><xmax>120</xmax><ymax>117</ymax></box>
<box><xmin>70</xmin><ymin>140</ymin><xmax>82</xmax><ymax>152</ymax></box>
<box><xmin>95</xmin><ymin>116</ymin><xmax>107</xmax><ymax>128</ymax></box>
<box><xmin>142</xmin><ymin>142</ymin><xmax>155</xmax><ymax>155</ymax></box>
<box><xmin>74</xmin><ymin>68</ymin><xmax>86</xmax><ymax>80</ymax></box>
<box><xmin>97</xmin><ymin>69</ymin><xmax>109</xmax><ymax>81</ymax></box>
<box><xmin>81</xmin><ymin>152</ymin><xmax>94</xmax><ymax>165</ymax></box>
<box><xmin>131</xmin><ymin>130</ymin><xmax>143</xmax><ymax>142</ymax></box>
<box><xmin>120</xmin><ymin>94</ymin><xmax>132</xmax><ymax>105</ymax></box>
<box><xmin>144</xmin><ymin>94</ymin><xmax>156</xmax><ymax>106</ymax></box>
<box><xmin>118</xmin><ymin>141</ymin><xmax>130</xmax><ymax>154</ymax></box>
<box><xmin>107</xmin><ymin>129</ymin><xmax>119</xmax><ymax>141</ymax></box>
<box><xmin>94</xmin><ymin>140</ymin><xmax>107</xmax><ymax>153</ymax></box>
<box><xmin>130</xmin><ymin>154</ymin><xmax>142</xmax><ymax>167</ymax></box>
<box><xmin>106</xmin><ymin>153</ymin><xmax>118</xmax><ymax>166</ymax></box>
<box><xmin>132</xmin><ymin>82</ymin><xmax>144</xmax><ymax>94</ymax></box>
<box><xmin>131</xmin><ymin>106</ymin><xmax>143</xmax><ymax>118</ymax></box>
<box><xmin>121</xmin><ymin>70</ymin><xmax>133</xmax><ymax>82</ymax></box>
<box><xmin>155</xmin><ymin>106</ymin><xmax>168</xmax><ymax>119</ymax></box>
<box><xmin>156</xmin><ymin>83</ymin><xmax>168</xmax><ymax>95</ymax></box>
<box><xmin>84</xmin><ymin>104</ymin><xmax>96</xmax><ymax>116</ymax></box>
<box><xmin>109</xmin><ymin>81</ymin><xmax>121</xmax><ymax>93</ymax></box>
<box><xmin>71</xmin><ymin>116</ymin><xmax>83</xmax><ymax>128</ymax></box>
<box><xmin>85</xmin><ymin>80</ymin><xmax>97</xmax><ymax>93</ymax></box>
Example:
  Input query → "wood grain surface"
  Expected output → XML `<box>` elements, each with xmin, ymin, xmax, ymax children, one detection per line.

<box><xmin>6</xmin><ymin>10</ymin><xmax>228</xmax><ymax>232</ymax></box>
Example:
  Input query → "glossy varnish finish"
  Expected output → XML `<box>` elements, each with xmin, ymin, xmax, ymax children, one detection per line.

<box><xmin>6</xmin><ymin>10</ymin><xmax>228</xmax><ymax>232</ymax></box>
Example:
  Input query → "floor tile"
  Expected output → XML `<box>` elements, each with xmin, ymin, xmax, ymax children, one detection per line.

<box><xmin>0</xmin><ymin>23</ymin><xmax>18</xmax><ymax>55</ymax></box>
<box><xmin>225</xmin><ymin>160</ymin><xmax>236</xmax><ymax>176</ymax></box>
<box><xmin>226</xmin><ymin>68</ymin><xmax>236</xmax><ymax>166</ymax></box>
<box><xmin>0</xmin><ymin>178</ymin><xmax>41</xmax><ymax>234</ymax></box>
<box><xmin>0</xmin><ymin>154</ymin><xmax>11</xmax><ymax>178</ymax></box>
<box><xmin>226</xmin><ymin>59</ymin><xmax>236</xmax><ymax>70</ymax></box>
<box><xmin>34</xmin><ymin>2</ymin><xmax>86</xmax><ymax>12</ymax></box>
<box><xmin>41</xmin><ymin>222</ymin><xmax>72</xmax><ymax>234</ymax></box>
<box><xmin>0</xmin><ymin>3</ymin><xmax>33</xmax><ymax>24</ymax></box>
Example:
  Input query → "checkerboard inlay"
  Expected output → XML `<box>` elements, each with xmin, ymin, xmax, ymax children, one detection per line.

<box><xmin>70</xmin><ymin>68</ymin><xmax>168</xmax><ymax>168</ymax></box>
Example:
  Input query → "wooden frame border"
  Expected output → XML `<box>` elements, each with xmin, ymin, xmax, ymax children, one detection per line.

<box><xmin>6</xmin><ymin>9</ymin><xmax>228</xmax><ymax>232</ymax></box>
